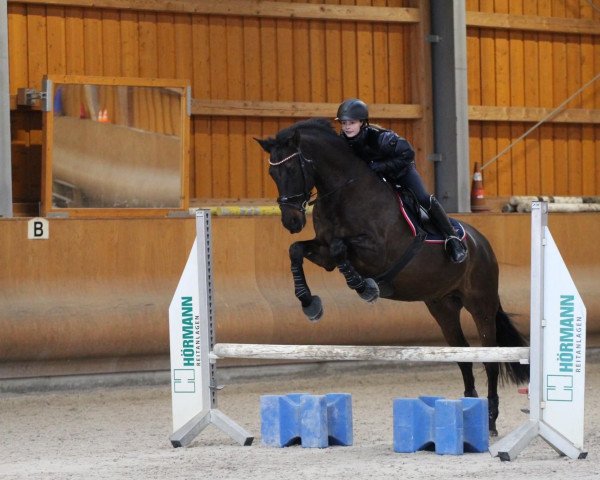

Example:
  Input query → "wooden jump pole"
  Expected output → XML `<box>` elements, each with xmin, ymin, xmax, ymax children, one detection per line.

<box><xmin>211</xmin><ymin>344</ymin><xmax>530</xmax><ymax>364</ymax></box>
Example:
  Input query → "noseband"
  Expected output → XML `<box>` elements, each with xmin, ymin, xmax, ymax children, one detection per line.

<box><xmin>269</xmin><ymin>151</ymin><xmax>314</xmax><ymax>213</ymax></box>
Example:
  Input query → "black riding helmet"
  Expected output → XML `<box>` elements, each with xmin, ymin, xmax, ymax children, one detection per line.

<box><xmin>336</xmin><ymin>98</ymin><xmax>369</xmax><ymax>122</ymax></box>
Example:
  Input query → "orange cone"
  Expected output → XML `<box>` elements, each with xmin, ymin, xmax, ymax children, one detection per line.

<box><xmin>470</xmin><ymin>162</ymin><xmax>489</xmax><ymax>212</ymax></box>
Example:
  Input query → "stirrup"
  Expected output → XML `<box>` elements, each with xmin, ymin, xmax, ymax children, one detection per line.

<box><xmin>444</xmin><ymin>236</ymin><xmax>467</xmax><ymax>264</ymax></box>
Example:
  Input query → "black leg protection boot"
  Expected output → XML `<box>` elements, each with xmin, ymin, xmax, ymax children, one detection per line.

<box><xmin>428</xmin><ymin>196</ymin><xmax>468</xmax><ymax>264</ymax></box>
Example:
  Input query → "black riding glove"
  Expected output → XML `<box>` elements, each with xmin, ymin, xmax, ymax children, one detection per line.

<box><xmin>369</xmin><ymin>154</ymin><xmax>412</xmax><ymax>177</ymax></box>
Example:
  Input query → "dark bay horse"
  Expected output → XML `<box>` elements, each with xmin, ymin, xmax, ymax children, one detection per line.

<box><xmin>256</xmin><ymin>118</ymin><xmax>529</xmax><ymax>435</ymax></box>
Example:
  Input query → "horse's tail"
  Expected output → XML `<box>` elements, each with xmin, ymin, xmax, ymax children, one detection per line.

<box><xmin>496</xmin><ymin>304</ymin><xmax>530</xmax><ymax>385</ymax></box>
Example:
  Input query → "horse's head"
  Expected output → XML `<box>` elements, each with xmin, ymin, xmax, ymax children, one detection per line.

<box><xmin>256</xmin><ymin>129</ymin><xmax>314</xmax><ymax>234</ymax></box>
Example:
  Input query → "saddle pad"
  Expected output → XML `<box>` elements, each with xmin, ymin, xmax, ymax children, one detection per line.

<box><xmin>395</xmin><ymin>193</ymin><xmax>466</xmax><ymax>244</ymax></box>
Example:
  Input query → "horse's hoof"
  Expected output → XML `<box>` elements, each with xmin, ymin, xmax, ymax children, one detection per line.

<box><xmin>303</xmin><ymin>295</ymin><xmax>323</xmax><ymax>322</ymax></box>
<box><xmin>358</xmin><ymin>278</ymin><xmax>379</xmax><ymax>303</ymax></box>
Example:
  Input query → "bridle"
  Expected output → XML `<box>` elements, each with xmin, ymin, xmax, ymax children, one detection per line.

<box><xmin>269</xmin><ymin>150</ymin><xmax>315</xmax><ymax>213</ymax></box>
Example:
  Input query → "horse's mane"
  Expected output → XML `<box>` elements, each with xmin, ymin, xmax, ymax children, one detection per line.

<box><xmin>275</xmin><ymin>118</ymin><xmax>339</xmax><ymax>143</ymax></box>
<box><xmin>273</xmin><ymin>117</ymin><xmax>367</xmax><ymax>171</ymax></box>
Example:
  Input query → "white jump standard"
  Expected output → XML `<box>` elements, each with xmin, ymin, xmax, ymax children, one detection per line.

<box><xmin>168</xmin><ymin>211</ymin><xmax>253</xmax><ymax>447</ymax></box>
<box><xmin>168</xmin><ymin>204</ymin><xmax>587</xmax><ymax>460</ymax></box>
<box><xmin>489</xmin><ymin>202</ymin><xmax>587</xmax><ymax>460</ymax></box>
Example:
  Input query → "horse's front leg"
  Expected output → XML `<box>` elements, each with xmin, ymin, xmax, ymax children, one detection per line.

<box><xmin>289</xmin><ymin>240</ymin><xmax>335</xmax><ymax>322</ymax></box>
<box><xmin>330</xmin><ymin>238</ymin><xmax>379</xmax><ymax>303</ymax></box>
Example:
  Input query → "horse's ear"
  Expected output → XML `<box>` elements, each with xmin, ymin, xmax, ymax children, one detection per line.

<box><xmin>255</xmin><ymin>137</ymin><xmax>275</xmax><ymax>153</ymax></box>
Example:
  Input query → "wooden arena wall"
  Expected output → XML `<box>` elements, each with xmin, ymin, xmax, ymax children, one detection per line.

<box><xmin>466</xmin><ymin>0</ymin><xmax>600</xmax><ymax>197</ymax></box>
<box><xmin>5</xmin><ymin>1</ymin><xmax>600</xmax><ymax>376</ymax></box>
<box><xmin>9</xmin><ymin>1</ymin><xmax>600</xmax><ymax>208</ymax></box>
<box><xmin>0</xmin><ymin>213</ymin><xmax>599</xmax><ymax>379</ymax></box>
<box><xmin>7</xmin><ymin>0</ymin><xmax>430</xmax><ymax>213</ymax></box>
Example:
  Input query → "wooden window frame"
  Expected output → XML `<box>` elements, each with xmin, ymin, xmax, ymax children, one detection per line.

<box><xmin>41</xmin><ymin>75</ymin><xmax>190</xmax><ymax>218</ymax></box>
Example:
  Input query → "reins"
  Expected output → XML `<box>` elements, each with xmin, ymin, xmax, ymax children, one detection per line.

<box><xmin>308</xmin><ymin>178</ymin><xmax>355</xmax><ymax>206</ymax></box>
<box><xmin>270</xmin><ymin>149</ymin><xmax>355</xmax><ymax>212</ymax></box>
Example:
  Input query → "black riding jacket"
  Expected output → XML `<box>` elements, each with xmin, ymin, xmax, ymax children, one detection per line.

<box><xmin>342</xmin><ymin>125</ymin><xmax>415</xmax><ymax>180</ymax></box>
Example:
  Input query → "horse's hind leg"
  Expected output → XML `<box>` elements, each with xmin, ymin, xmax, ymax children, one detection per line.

<box><xmin>463</xmin><ymin>299</ymin><xmax>502</xmax><ymax>436</ymax></box>
<box><xmin>330</xmin><ymin>238</ymin><xmax>379</xmax><ymax>302</ymax></box>
<box><xmin>429</xmin><ymin>295</ymin><xmax>503</xmax><ymax>435</ymax></box>
<box><xmin>425</xmin><ymin>296</ymin><xmax>478</xmax><ymax>397</ymax></box>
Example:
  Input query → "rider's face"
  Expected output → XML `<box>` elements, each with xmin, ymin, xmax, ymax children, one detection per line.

<box><xmin>340</xmin><ymin>120</ymin><xmax>362</xmax><ymax>138</ymax></box>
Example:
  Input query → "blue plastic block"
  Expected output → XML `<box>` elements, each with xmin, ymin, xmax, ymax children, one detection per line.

<box><xmin>393</xmin><ymin>396</ymin><xmax>488</xmax><ymax>455</ymax></box>
<box><xmin>260</xmin><ymin>393</ymin><xmax>353</xmax><ymax>448</ymax></box>
<box><xmin>260</xmin><ymin>394</ymin><xmax>303</xmax><ymax>447</ymax></box>
<box><xmin>300</xmin><ymin>395</ymin><xmax>329</xmax><ymax>448</ymax></box>
<box><xmin>461</xmin><ymin>397</ymin><xmax>489</xmax><ymax>452</ymax></box>
<box><xmin>393</xmin><ymin>398</ymin><xmax>435</xmax><ymax>452</ymax></box>
<box><xmin>419</xmin><ymin>395</ymin><xmax>445</xmax><ymax>408</ymax></box>
<box><xmin>434</xmin><ymin>399</ymin><xmax>464</xmax><ymax>455</ymax></box>
<box><xmin>326</xmin><ymin>393</ymin><xmax>353</xmax><ymax>446</ymax></box>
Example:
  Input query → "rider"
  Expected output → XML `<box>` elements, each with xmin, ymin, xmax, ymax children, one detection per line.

<box><xmin>336</xmin><ymin>98</ymin><xmax>467</xmax><ymax>264</ymax></box>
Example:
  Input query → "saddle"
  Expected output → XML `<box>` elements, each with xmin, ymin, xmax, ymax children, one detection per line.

<box><xmin>373</xmin><ymin>185</ymin><xmax>468</xmax><ymax>298</ymax></box>
<box><xmin>394</xmin><ymin>188</ymin><xmax>466</xmax><ymax>243</ymax></box>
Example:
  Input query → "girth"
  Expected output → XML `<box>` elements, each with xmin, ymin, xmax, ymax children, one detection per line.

<box><xmin>374</xmin><ymin>230</ymin><xmax>427</xmax><ymax>298</ymax></box>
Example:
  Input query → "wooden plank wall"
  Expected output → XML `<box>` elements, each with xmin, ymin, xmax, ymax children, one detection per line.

<box><xmin>7</xmin><ymin>0</ymin><xmax>423</xmax><ymax>208</ymax></box>
<box><xmin>467</xmin><ymin>0</ymin><xmax>600</xmax><ymax>197</ymax></box>
<box><xmin>9</xmin><ymin>0</ymin><xmax>600</xmax><ymax>207</ymax></box>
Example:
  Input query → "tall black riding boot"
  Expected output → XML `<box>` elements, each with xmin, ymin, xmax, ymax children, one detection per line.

<box><xmin>428</xmin><ymin>196</ymin><xmax>468</xmax><ymax>264</ymax></box>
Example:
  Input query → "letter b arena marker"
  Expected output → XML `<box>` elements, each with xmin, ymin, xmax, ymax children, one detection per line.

<box><xmin>27</xmin><ymin>218</ymin><xmax>49</xmax><ymax>240</ymax></box>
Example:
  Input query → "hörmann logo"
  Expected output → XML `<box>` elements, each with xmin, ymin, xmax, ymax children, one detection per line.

<box><xmin>557</xmin><ymin>294</ymin><xmax>584</xmax><ymax>375</ymax></box>
<box><xmin>548</xmin><ymin>294</ymin><xmax>585</xmax><ymax>402</ymax></box>
<box><xmin>558</xmin><ymin>295</ymin><xmax>575</xmax><ymax>373</ymax></box>
<box><xmin>181</xmin><ymin>296</ymin><xmax>195</xmax><ymax>367</ymax></box>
